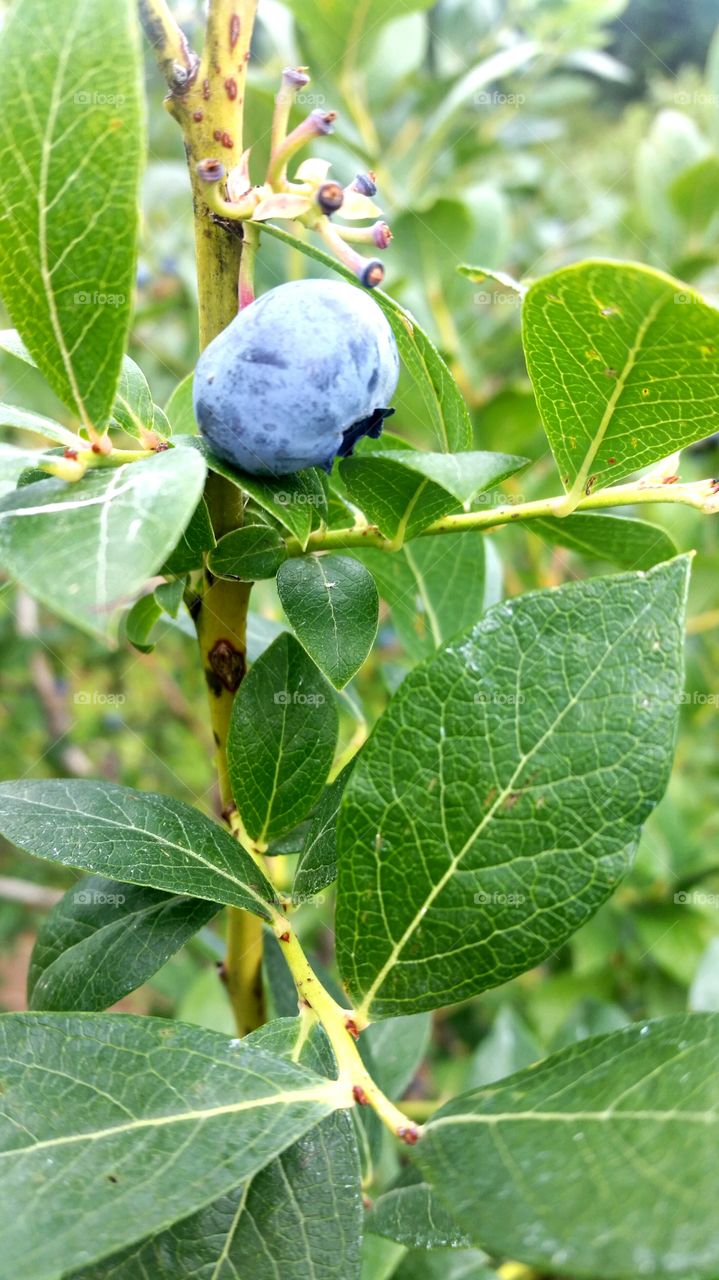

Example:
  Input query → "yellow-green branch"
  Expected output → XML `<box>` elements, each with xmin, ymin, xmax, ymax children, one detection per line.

<box><xmin>284</xmin><ymin>477</ymin><xmax>719</xmax><ymax>556</ymax></box>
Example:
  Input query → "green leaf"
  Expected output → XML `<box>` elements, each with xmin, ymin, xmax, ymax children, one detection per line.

<box><xmin>466</xmin><ymin>1006</ymin><xmax>541</xmax><ymax>1089</ymax></box>
<box><xmin>522</xmin><ymin>260</ymin><xmax>719</xmax><ymax>502</ymax></box>
<box><xmin>415</xmin><ymin>1013</ymin><xmax>719</xmax><ymax>1279</ymax></box>
<box><xmin>277</xmin><ymin>554</ymin><xmax>379</xmax><ymax>689</ymax></box>
<box><xmin>0</xmin><ymin>443</ymin><xmax>56</xmax><ymax>498</ymax></box>
<box><xmin>0</xmin><ymin>400</ymin><xmax>81</xmax><ymax>449</ymax></box>
<box><xmin>364</xmin><ymin>1013</ymin><xmax>432</xmax><ymax>1098</ymax></box>
<box><xmin>354</xmin><ymin>532</ymin><xmax>490</xmax><ymax>661</ymax></box>
<box><xmin>177</xmin><ymin>435</ymin><xmax>325</xmax><ymax>550</ymax></box>
<box><xmin>0</xmin><ymin>0</ymin><xmax>144</xmax><ymax>426</ymax></box>
<box><xmin>259</xmin><ymin>222</ymin><xmax>472</xmax><ymax>453</ymax></box>
<box><xmin>0</xmin><ymin>779</ymin><xmax>276</xmax><ymax>917</ymax></box>
<box><xmin>69</xmin><ymin>1018</ymin><xmax>362</xmax><ymax>1280</ymax></box>
<box><xmin>669</xmin><ymin>154</ymin><xmax>719</xmax><ymax>230</ymax></box>
<box><xmin>228</xmin><ymin>633</ymin><xmax>339</xmax><ymax>843</ymax></box>
<box><xmin>529</xmin><ymin>511</ymin><xmax>678</xmax><ymax>571</ymax></box>
<box><xmin>111</xmin><ymin>357</ymin><xmax>168</xmax><ymax>441</ymax></box>
<box><xmin>282</xmin><ymin>0</ymin><xmax>433</xmax><ymax>83</ymax></box>
<box><xmin>367</xmin><ymin>1165</ymin><xmax>470</xmax><ymax>1250</ymax></box>
<box><xmin>28</xmin><ymin>875</ymin><xmax>218</xmax><ymax>1011</ymax></box>
<box><xmin>124</xmin><ymin>591</ymin><xmax>164</xmax><ymax>653</ymax></box>
<box><xmin>0</xmin><ymin>447</ymin><xmax>206</xmax><ymax>638</ymax></box>
<box><xmin>294</xmin><ymin>764</ymin><xmax>353</xmax><ymax>899</ymax></box>
<box><xmin>165</xmin><ymin>373</ymin><xmax>197</xmax><ymax>434</ymax></box>
<box><xmin>209</xmin><ymin>524</ymin><xmax>288</xmax><ymax>581</ymax></box>
<box><xmin>340</xmin><ymin>451</ymin><xmax>526</xmax><ymax>542</ymax></box>
<box><xmin>161</xmin><ymin>495</ymin><xmax>216</xmax><ymax>575</ymax></box>
<box><xmin>336</xmin><ymin>558</ymin><xmax>690</xmax><ymax>1018</ymax></box>
<box><xmin>458</xmin><ymin>263</ymin><xmax>525</xmax><ymax>295</ymax></box>
<box><xmin>0</xmin><ymin>1012</ymin><xmax>343</xmax><ymax>1280</ymax></box>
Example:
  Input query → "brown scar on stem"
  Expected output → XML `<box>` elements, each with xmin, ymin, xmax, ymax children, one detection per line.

<box><xmin>279</xmin><ymin>931</ymin><xmax>290</xmax><ymax>943</ymax></box>
<box><xmin>352</xmin><ymin>1085</ymin><xmax>369</xmax><ymax>1105</ymax></box>
<box><xmin>229</xmin><ymin>13</ymin><xmax>241</xmax><ymax>49</ymax></box>
<box><xmin>225</xmin><ymin>77</ymin><xmax>237</xmax><ymax>99</ymax></box>
<box><xmin>345</xmin><ymin>1017</ymin><xmax>360</xmax><ymax>1040</ymax></box>
<box><xmin>208</xmin><ymin>638</ymin><xmax>245</xmax><ymax>692</ymax></box>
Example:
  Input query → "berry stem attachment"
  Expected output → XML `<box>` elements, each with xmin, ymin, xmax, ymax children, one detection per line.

<box><xmin>238</xmin><ymin>222</ymin><xmax>259</xmax><ymax>309</ymax></box>
<box><xmin>269</xmin><ymin>910</ymin><xmax>422</xmax><ymax>1145</ymax></box>
<box><xmin>317</xmin><ymin>217</ymin><xmax>384</xmax><ymax>288</ymax></box>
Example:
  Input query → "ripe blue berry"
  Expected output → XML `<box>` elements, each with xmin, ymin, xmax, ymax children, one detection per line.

<box><xmin>193</xmin><ymin>279</ymin><xmax>400</xmax><ymax>476</ymax></box>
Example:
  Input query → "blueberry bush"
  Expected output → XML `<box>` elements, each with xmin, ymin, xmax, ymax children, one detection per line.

<box><xmin>0</xmin><ymin>1</ymin><xmax>718</xmax><ymax>1278</ymax></box>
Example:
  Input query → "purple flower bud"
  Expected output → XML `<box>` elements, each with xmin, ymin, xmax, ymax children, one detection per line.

<box><xmin>316</xmin><ymin>181</ymin><xmax>344</xmax><ymax>214</ymax></box>
<box><xmin>308</xmin><ymin>108</ymin><xmax>337</xmax><ymax>136</ymax></box>
<box><xmin>282</xmin><ymin>66</ymin><xmax>310</xmax><ymax>89</ymax></box>
<box><xmin>351</xmin><ymin>172</ymin><xmax>377</xmax><ymax>197</ymax></box>
<box><xmin>372</xmin><ymin>221</ymin><xmax>392</xmax><ymax>249</ymax></box>
<box><xmin>360</xmin><ymin>259</ymin><xmax>384</xmax><ymax>289</ymax></box>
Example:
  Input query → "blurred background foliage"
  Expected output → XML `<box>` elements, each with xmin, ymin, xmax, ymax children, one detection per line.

<box><xmin>2</xmin><ymin>0</ymin><xmax>719</xmax><ymax>1252</ymax></box>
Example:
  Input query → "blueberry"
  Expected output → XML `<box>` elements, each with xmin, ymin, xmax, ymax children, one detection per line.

<box><xmin>193</xmin><ymin>279</ymin><xmax>400</xmax><ymax>476</ymax></box>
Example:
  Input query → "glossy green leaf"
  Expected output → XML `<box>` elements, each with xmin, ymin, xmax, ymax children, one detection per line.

<box><xmin>209</xmin><ymin>524</ymin><xmax>288</xmax><ymax>581</ymax></box>
<box><xmin>284</xmin><ymin>0</ymin><xmax>433</xmax><ymax>70</ymax></box>
<box><xmin>177</xmin><ymin>435</ymin><xmax>325</xmax><ymax>550</ymax></box>
<box><xmin>0</xmin><ymin>779</ymin><xmax>276</xmax><ymax>917</ymax></box>
<box><xmin>0</xmin><ymin>0</ymin><xmax>144</xmax><ymax>426</ymax></box>
<box><xmin>111</xmin><ymin>357</ymin><xmax>168</xmax><ymax>441</ymax></box>
<box><xmin>0</xmin><ymin>400</ymin><xmax>81</xmax><ymax>449</ymax></box>
<box><xmin>260</xmin><ymin>222</ymin><xmax>472</xmax><ymax>453</ymax></box>
<box><xmin>0</xmin><ymin>447</ymin><xmax>206</xmax><ymax>638</ymax></box>
<box><xmin>161</xmin><ymin>495</ymin><xmax>216</xmax><ymax>575</ymax></box>
<box><xmin>466</xmin><ymin>1006</ymin><xmax>541</xmax><ymax>1089</ymax></box>
<box><xmin>523</xmin><ymin>261</ymin><xmax>719</xmax><ymax>501</ymax></box>
<box><xmin>355</xmin><ymin>532</ymin><xmax>489</xmax><ymax>660</ymax></box>
<box><xmin>294</xmin><ymin>765</ymin><xmax>353</xmax><ymax>899</ymax></box>
<box><xmin>277</xmin><ymin>554</ymin><xmax>379</xmax><ymax>689</ymax></box>
<box><xmin>28</xmin><ymin>875</ymin><xmax>218</xmax><ymax>1011</ymax></box>
<box><xmin>337</xmin><ymin>558</ymin><xmax>690</xmax><ymax>1018</ymax></box>
<box><xmin>69</xmin><ymin>1017</ymin><xmax>362</xmax><ymax>1280</ymax></box>
<box><xmin>415</xmin><ymin>1014</ymin><xmax>719</xmax><ymax>1279</ymax></box>
<box><xmin>228</xmin><ymin>633</ymin><xmax>339</xmax><ymax>843</ymax></box>
<box><xmin>367</xmin><ymin>1165</ymin><xmax>470</xmax><ymax>1250</ymax></box>
<box><xmin>364</xmin><ymin>1013</ymin><xmax>432</xmax><ymax>1098</ymax></box>
<box><xmin>165</xmin><ymin>373</ymin><xmax>197</xmax><ymax>434</ymax></box>
<box><xmin>669</xmin><ymin>154</ymin><xmax>719</xmax><ymax>230</ymax></box>
<box><xmin>124</xmin><ymin>591</ymin><xmax>164</xmax><ymax>653</ymax></box>
<box><xmin>340</xmin><ymin>451</ymin><xmax>526</xmax><ymax>542</ymax></box>
<box><xmin>0</xmin><ymin>1012</ymin><xmax>343</xmax><ymax>1280</ymax></box>
<box><xmin>529</xmin><ymin>511</ymin><xmax>678</xmax><ymax>571</ymax></box>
